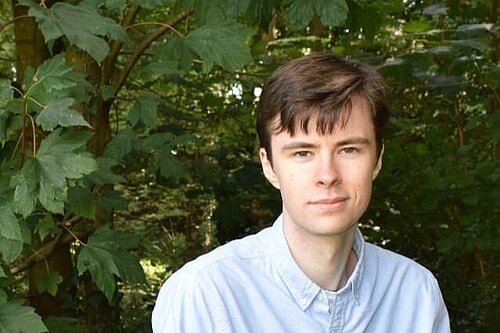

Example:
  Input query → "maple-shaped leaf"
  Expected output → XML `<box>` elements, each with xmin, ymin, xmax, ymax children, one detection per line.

<box><xmin>76</xmin><ymin>226</ymin><xmax>145</xmax><ymax>302</ymax></box>
<box><xmin>19</xmin><ymin>0</ymin><xmax>128</xmax><ymax>63</ymax></box>
<box><xmin>34</xmin><ymin>130</ymin><xmax>96</xmax><ymax>214</ymax></box>
<box><xmin>34</xmin><ymin>214</ymin><xmax>56</xmax><ymax>242</ymax></box>
<box><xmin>186</xmin><ymin>22</ymin><xmax>253</xmax><ymax>72</ymax></box>
<box><xmin>23</xmin><ymin>54</ymin><xmax>92</xmax><ymax>107</ymax></box>
<box><xmin>36</xmin><ymin>272</ymin><xmax>63</xmax><ymax>296</ymax></box>
<box><xmin>36</xmin><ymin>98</ymin><xmax>91</xmax><ymax>131</ymax></box>
<box><xmin>0</xmin><ymin>299</ymin><xmax>47</xmax><ymax>333</ymax></box>
<box><xmin>10</xmin><ymin>129</ymin><xmax>97</xmax><ymax>215</ymax></box>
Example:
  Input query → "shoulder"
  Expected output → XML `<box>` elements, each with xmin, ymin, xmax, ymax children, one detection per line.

<box><xmin>361</xmin><ymin>243</ymin><xmax>450</xmax><ymax>331</ymax></box>
<box><xmin>182</xmin><ymin>227</ymin><xmax>271</xmax><ymax>276</ymax></box>
<box><xmin>365</xmin><ymin>242</ymin><xmax>436</xmax><ymax>278</ymax></box>
<box><xmin>363</xmin><ymin>242</ymin><xmax>444</xmax><ymax>303</ymax></box>
<box><xmin>152</xmin><ymin>228</ymin><xmax>273</xmax><ymax>332</ymax></box>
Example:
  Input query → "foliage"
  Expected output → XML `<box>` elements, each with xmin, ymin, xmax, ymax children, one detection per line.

<box><xmin>0</xmin><ymin>0</ymin><xmax>498</xmax><ymax>332</ymax></box>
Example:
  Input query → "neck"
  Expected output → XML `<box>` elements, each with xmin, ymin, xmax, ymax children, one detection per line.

<box><xmin>283</xmin><ymin>219</ymin><xmax>358</xmax><ymax>291</ymax></box>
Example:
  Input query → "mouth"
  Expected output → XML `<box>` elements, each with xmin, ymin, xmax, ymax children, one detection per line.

<box><xmin>309</xmin><ymin>197</ymin><xmax>348</xmax><ymax>210</ymax></box>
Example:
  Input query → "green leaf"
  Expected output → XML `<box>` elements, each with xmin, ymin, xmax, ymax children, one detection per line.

<box><xmin>98</xmin><ymin>190</ymin><xmax>128</xmax><ymax>214</ymax></box>
<box><xmin>285</xmin><ymin>0</ymin><xmax>348</xmax><ymax>29</ymax></box>
<box><xmin>0</xmin><ymin>299</ymin><xmax>47</xmax><ymax>333</ymax></box>
<box><xmin>35</xmin><ymin>215</ymin><xmax>56</xmax><ymax>242</ymax></box>
<box><xmin>22</xmin><ymin>54</ymin><xmax>92</xmax><ymax>107</ymax></box>
<box><xmin>0</xmin><ymin>204</ymin><xmax>22</xmax><ymax>242</ymax></box>
<box><xmin>0</xmin><ymin>80</ymin><xmax>12</xmax><ymax>108</ymax></box>
<box><xmin>25</xmin><ymin>54</ymin><xmax>75</xmax><ymax>98</ymax></box>
<box><xmin>157</xmin><ymin>149</ymin><xmax>189</xmax><ymax>182</ymax></box>
<box><xmin>316</xmin><ymin>0</ymin><xmax>348</xmax><ymax>28</ymax></box>
<box><xmin>86</xmin><ymin>157</ymin><xmax>127</xmax><ymax>185</ymax></box>
<box><xmin>0</xmin><ymin>238</ymin><xmax>23</xmax><ymax>264</ymax></box>
<box><xmin>100</xmin><ymin>85</ymin><xmax>115</xmax><ymax>101</ymax></box>
<box><xmin>77</xmin><ymin>226</ymin><xmax>145</xmax><ymax>302</ymax></box>
<box><xmin>11</xmin><ymin>160</ymin><xmax>39</xmax><ymax>217</ymax></box>
<box><xmin>0</xmin><ymin>291</ymin><xmax>6</xmax><ymax>305</ymax></box>
<box><xmin>0</xmin><ymin>267</ymin><xmax>6</xmax><ymax>279</ymax></box>
<box><xmin>162</xmin><ymin>37</ymin><xmax>194</xmax><ymax>71</ymax></box>
<box><xmin>44</xmin><ymin>317</ymin><xmax>88</xmax><ymax>333</ymax></box>
<box><xmin>67</xmin><ymin>186</ymin><xmax>95</xmax><ymax>219</ymax></box>
<box><xmin>45</xmin><ymin>317</ymin><xmax>89</xmax><ymax>333</ymax></box>
<box><xmin>186</xmin><ymin>22</ymin><xmax>253</xmax><ymax>72</ymax></box>
<box><xmin>77</xmin><ymin>247</ymin><xmax>118</xmax><ymax>302</ymax></box>
<box><xmin>36</xmin><ymin>272</ymin><xmax>63</xmax><ymax>296</ymax></box>
<box><xmin>21</xmin><ymin>0</ymin><xmax>128</xmax><ymax>63</ymax></box>
<box><xmin>103</xmin><ymin>129</ymin><xmax>140</xmax><ymax>161</ymax></box>
<box><xmin>404</xmin><ymin>21</ymin><xmax>433</xmax><ymax>33</ymax></box>
<box><xmin>36</xmin><ymin>98</ymin><xmax>91</xmax><ymax>131</ymax></box>
<box><xmin>285</xmin><ymin>0</ymin><xmax>314</xmax><ymax>30</ymax></box>
<box><xmin>35</xmin><ymin>129</ymin><xmax>96</xmax><ymax>213</ymax></box>
<box><xmin>128</xmin><ymin>94</ymin><xmax>159</xmax><ymax>128</ymax></box>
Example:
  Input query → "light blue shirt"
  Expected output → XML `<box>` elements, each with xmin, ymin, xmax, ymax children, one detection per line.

<box><xmin>152</xmin><ymin>215</ymin><xmax>450</xmax><ymax>332</ymax></box>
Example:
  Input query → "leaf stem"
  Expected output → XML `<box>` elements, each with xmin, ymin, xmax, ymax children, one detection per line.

<box><xmin>125</xmin><ymin>21</ymin><xmax>184</xmax><ymax>37</ymax></box>
<box><xmin>62</xmin><ymin>224</ymin><xmax>87</xmax><ymax>246</ymax></box>
<box><xmin>27</xmin><ymin>114</ymin><xmax>36</xmax><ymax>158</ymax></box>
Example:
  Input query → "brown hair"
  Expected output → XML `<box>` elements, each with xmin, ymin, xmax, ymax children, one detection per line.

<box><xmin>256</xmin><ymin>52</ymin><xmax>390</xmax><ymax>162</ymax></box>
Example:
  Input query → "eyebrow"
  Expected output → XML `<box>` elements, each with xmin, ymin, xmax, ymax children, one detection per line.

<box><xmin>335</xmin><ymin>136</ymin><xmax>371</xmax><ymax>147</ymax></box>
<box><xmin>280</xmin><ymin>136</ymin><xmax>371</xmax><ymax>152</ymax></box>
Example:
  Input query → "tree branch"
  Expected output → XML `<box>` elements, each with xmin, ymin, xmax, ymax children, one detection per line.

<box><xmin>113</xmin><ymin>10</ymin><xmax>192</xmax><ymax>94</ymax></box>
<box><xmin>101</xmin><ymin>4</ymin><xmax>140</xmax><ymax>87</ymax></box>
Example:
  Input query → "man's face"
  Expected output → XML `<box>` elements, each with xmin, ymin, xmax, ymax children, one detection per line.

<box><xmin>260</xmin><ymin>95</ymin><xmax>383</xmax><ymax>238</ymax></box>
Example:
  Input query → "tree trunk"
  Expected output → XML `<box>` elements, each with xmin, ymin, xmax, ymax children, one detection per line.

<box><xmin>12</xmin><ymin>0</ymin><xmax>77</xmax><ymax>320</ymax></box>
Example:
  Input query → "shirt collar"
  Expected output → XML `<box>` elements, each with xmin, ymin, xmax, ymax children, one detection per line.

<box><xmin>270</xmin><ymin>215</ymin><xmax>366</xmax><ymax>309</ymax></box>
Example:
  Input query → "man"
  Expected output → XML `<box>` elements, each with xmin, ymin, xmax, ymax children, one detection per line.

<box><xmin>152</xmin><ymin>53</ymin><xmax>450</xmax><ymax>332</ymax></box>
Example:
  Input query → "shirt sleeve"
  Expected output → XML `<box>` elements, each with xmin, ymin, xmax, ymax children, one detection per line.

<box><xmin>432</xmin><ymin>278</ymin><xmax>451</xmax><ymax>333</ymax></box>
<box><xmin>152</xmin><ymin>270</ymin><xmax>221</xmax><ymax>333</ymax></box>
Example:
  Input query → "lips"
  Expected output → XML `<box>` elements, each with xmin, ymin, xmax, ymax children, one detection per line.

<box><xmin>309</xmin><ymin>197</ymin><xmax>348</xmax><ymax>210</ymax></box>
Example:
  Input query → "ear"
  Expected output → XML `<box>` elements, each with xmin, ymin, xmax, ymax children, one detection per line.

<box><xmin>259</xmin><ymin>148</ymin><xmax>280</xmax><ymax>189</ymax></box>
<box><xmin>372</xmin><ymin>144</ymin><xmax>384</xmax><ymax>180</ymax></box>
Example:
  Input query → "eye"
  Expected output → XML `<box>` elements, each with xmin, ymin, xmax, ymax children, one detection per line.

<box><xmin>293</xmin><ymin>151</ymin><xmax>312</xmax><ymax>158</ymax></box>
<box><xmin>341</xmin><ymin>147</ymin><xmax>359</xmax><ymax>155</ymax></box>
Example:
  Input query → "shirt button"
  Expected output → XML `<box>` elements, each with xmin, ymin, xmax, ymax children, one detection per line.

<box><xmin>318</xmin><ymin>294</ymin><xmax>324</xmax><ymax>301</ymax></box>
<box><xmin>299</xmin><ymin>298</ymin><xmax>307</xmax><ymax>305</ymax></box>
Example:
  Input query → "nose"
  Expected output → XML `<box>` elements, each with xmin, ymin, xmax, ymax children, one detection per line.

<box><xmin>315</xmin><ymin>154</ymin><xmax>339</xmax><ymax>187</ymax></box>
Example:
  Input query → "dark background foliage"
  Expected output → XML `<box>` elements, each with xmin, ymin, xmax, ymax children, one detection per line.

<box><xmin>0</xmin><ymin>0</ymin><xmax>498</xmax><ymax>332</ymax></box>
